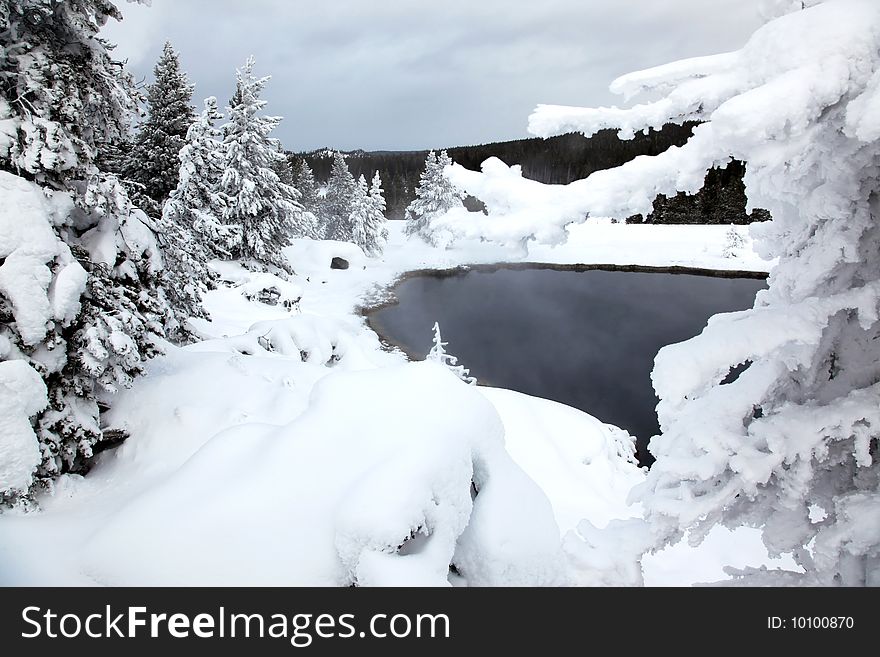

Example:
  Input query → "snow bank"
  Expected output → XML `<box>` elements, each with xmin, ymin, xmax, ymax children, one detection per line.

<box><xmin>81</xmin><ymin>363</ymin><xmax>565</xmax><ymax>586</ymax></box>
<box><xmin>480</xmin><ymin>388</ymin><xmax>642</xmax><ymax>533</ymax></box>
<box><xmin>210</xmin><ymin>259</ymin><xmax>302</xmax><ymax>302</ymax></box>
<box><xmin>191</xmin><ymin>312</ymin><xmax>372</xmax><ymax>369</ymax></box>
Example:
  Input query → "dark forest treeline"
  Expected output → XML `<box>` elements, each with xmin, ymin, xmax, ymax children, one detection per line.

<box><xmin>293</xmin><ymin>124</ymin><xmax>769</xmax><ymax>223</ymax></box>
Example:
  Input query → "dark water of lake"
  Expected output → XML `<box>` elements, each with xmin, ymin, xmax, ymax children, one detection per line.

<box><xmin>368</xmin><ymin>266</ymin><xmax>767</xmax><ymax>465</ymax></box>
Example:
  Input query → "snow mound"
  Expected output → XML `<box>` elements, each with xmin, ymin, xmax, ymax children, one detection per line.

<box><xmin>210</xmin><ymin>260</ymin><xmax>303</xmax><ymax>305</ymax></box>
<box><xmin>190</xmin><ymin>313</ymin><xmax>364</xmax><ymax>367</ymax></box>
<box><xmin>285</xmin><ymin>239</ymin><xmax>368</xmax><ymax>275</ymax></box>
<box><xmin>100</xmin><ymin>347</ymin><xmax>324</xmax><ymax>486</ymax></box>
<box><xmin>480</xmin><ymin>388</ymin><xmax>643</xmax><ymax>533</ymax></box>
<box><xmin>81</xmin><ymin>362</ymin><xmax>566</xmax><ymax>586</ymax></box>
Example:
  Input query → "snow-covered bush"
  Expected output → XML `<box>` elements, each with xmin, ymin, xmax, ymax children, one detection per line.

<box><xmin>405</xmin><ymin>150</ymin><xmax>465</xmax><ymax>247</ymax></box>
<box><xmin>0</xmin><ymin>0</ymin><xmax>172</xmax><ymax>499</ymax></box>
<box><xmin>447</xmin><ymin>0</ymin><xmax>880</xmax><ymax>585</ymax></box>
<box><xmin>428</xmin><ymin>322</ymin><xmax>476</xmax><ymax>385</ymax></box>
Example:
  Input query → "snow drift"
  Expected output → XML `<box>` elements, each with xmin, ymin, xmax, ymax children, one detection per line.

<box><xmin>72</xmin><ymin>363</ymin><xmax>566</xmax><ymax>586</ymax></box>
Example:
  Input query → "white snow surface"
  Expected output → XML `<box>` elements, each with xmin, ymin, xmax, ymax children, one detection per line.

<box><xmin>79</xmin><ymin>362</ymin><xmax>564</xmax><ymax>586</ymax></box>
<box><xmin>0</xmin><ymin>226</ymin><xmax>783</xmax><ymax>585</ymax></box>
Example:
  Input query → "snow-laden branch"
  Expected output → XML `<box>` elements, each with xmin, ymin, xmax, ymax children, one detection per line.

<box><xmin>445</xmin><ymin>1</ymin><xmax>880</xmax><ymax>244</ymax></box>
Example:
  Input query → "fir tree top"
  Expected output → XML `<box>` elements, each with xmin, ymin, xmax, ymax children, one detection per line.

<box><xmin>127</xmin><ymin>41</ymin><xmax>195</xmax><ymax>203</ymax></box>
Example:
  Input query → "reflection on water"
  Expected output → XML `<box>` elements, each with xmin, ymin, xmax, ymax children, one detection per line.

<box><xmin>369</xmin><ymin>267</ymin><xmax>766</xmax><ymax>465</ymax></box>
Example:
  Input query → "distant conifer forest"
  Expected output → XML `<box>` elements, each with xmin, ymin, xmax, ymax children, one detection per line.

<box><xmin>294</xmin><ymin>123</ymin><xmax>770</xmax><ymax>223</ymax></box>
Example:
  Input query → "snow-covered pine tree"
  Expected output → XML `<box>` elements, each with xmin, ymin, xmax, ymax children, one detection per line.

<box><xmin>159</xmin><ymin>97</ymin><xmax>240</xmax><ymax>341</ymax></box>
<box><xmin>286</xmin><ymin>157</ymin><xmax>322</xmax><ymax>240</ymax></box>
<box><xmin>271</xmin><ymin>154</ymin><xmax>295</xmax><ymax>187</ymax></box>
<box><xmin>447</xmin><ymin>0</ymin><xmax>880</xmax><ymax>586</ymax></box>
<box><xmin>166</xmin><ymin>97</ymin><xmax>240</xmax><ymax>259</ymax></box>
<box><xmin>322</xmin><ymin>151</ymin><xmax>357</xmax><ymax>242</ymax></box>
<box><xmin>0</xmin><ymin>0</ymin><xmax>170</xmax><ymax>500</ymax></box>
<box><xmin>293</xmin><ymin>158</ymin><xmax>320</xmax><ymax>215</ymax></box>
<box><xmin>349</xmin><ymin>174</ymin><xmax>371</xmax><ymax>254</ymax></box>
<box><xmin>722</xmin><ymin>225</ymin><xmax>745</xmax><ymax>258</ymax></box>
<box><xmin>365</xmin><ymin>171</ymin><xmax>389</xmax><ymax>256</ymax></box>
<box><xmin>405</xmin><ymin>150</ymin><xmax>464</xmax><ymax>247</ymax></box>
<box><xmin>126</xmin><ymin>41</ymin><xmax>195</xmax><ymax>206</ymax></box>
<box><xmin>428</xmin><ymin>322</ymin><xmax>476</xmax><ymax>385</ymax></box>
<box><xmin>219</xmin><ymin>57</ymin><xmax>307</xmax><ymax>272</ymax></box>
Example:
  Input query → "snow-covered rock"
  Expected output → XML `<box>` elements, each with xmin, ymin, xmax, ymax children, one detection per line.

<box><xmin>285</xmin><ymin>239</ymin><xmax>367</xmax><ymax>275</ymax></box>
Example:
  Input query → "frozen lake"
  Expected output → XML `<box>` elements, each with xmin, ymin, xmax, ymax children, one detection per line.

<box><xmin>368</xmin><ymin>266</ymin><xmax>767</xmax><ymax>465</ymax></box>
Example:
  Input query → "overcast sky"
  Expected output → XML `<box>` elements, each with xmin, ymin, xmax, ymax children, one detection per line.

<box><xmin>104</xmin><ymin>0</ymin><xmax>764</xmax><ymax>152</ymax></box>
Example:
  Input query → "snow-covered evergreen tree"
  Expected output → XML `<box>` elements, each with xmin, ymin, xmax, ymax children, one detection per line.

<box><xmin>159</xmin><ymin>97</ymin><xmax>240</xmax><ymax>341</ymax></box>
<box><xmin>405</xmin><ymin>150</ymin><xmax>464</xmax><ymax>247</ymax></box>
<box><xmin>167</xmin><ymin>97</ymin><xmax>240</xmax><ymax>259</ymax></box>
<box><xmin>0</xmin><ymin>0</ymin><xmax>170</xmax><ymax>500</ymax></box>
<box><xmin>722</xmin><ymin>225</ymin><xmax>745</xmax><ymax>258</ymax></box>
<box><xmin>428</xmin><ymin>323</ymin><xmax>476</xmax><ymax>385</ymax></box>
<box><xmin>348</xmin><ymin>173</ymin><xmax>388</xmax><ymax>257</ymax></box>
<box><xmin>349</xmin><ymin>174</ymin><xmax>371</xmax><ymax>254</ymax></box>
<box><xmin>271</xmin><ymin>154</ymin><xmax>295</xmax><ymax>187</ymax></box>
<box><xmin>448</xmin><ymin>0</ymin><xmax>880</xmax><ymax>586</ymax></box>
<box><xmin>293</xmin><ymin>159</ymin><xmax>319</xmax><ymax>214</ymax></box>
<box><xmin>219</xmin><ymin>57</ymin><xmax>307</xmax><ymax>272</ymax></box>
<box><xmin>365</xmin><ymin>171</ymin><xmax>389</xmax><ymax>256</ymax></box>
<box><xmin>285</xmin><ymin>157</ymin><xmax>322</xmax><ymax>240</ymax></box>
<box><xmin>126</xmin><ymin>41</ymin><xmax>195</xmax><ymax>205</ymax></box>
<box><xmin>322</xmin><ymin>151</ymin><xmax>357</xmax><ymax>242</ymax></box>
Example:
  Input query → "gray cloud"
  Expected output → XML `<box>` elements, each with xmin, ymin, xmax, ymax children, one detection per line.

<box><xmin>105</xmin><ymin>0</ymin><xmax>764</xmax><ymax>151</ymax></box>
